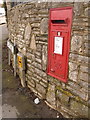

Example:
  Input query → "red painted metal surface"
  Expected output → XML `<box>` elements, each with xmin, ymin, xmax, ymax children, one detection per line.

<box><xmin>47</xmin><ymin>7</ymin><xmax>73</xmax><ymax>83</ymax></box>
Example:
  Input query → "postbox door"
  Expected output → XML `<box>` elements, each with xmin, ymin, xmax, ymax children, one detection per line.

<box><xmin>48</xmin><ymin>30</ymin><xmax>69</xmax><ymax>82</ymax></box>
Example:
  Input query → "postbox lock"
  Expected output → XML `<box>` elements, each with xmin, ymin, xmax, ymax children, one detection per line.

<box><xmin>57</xmin><ymin>32</ymin><xmax>61</xmax><ymax>36</ymax></box>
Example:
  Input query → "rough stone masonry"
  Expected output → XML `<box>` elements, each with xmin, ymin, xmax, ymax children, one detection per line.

<box><xmin>7</xmin><ymin>1</ymin><xmax>89</xmax><ymax>118</ymax></box>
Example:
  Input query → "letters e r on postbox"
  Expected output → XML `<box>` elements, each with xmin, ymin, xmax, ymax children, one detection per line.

<box><xmin>47</xmin><ymin>7</ymin><xmax>73</xmax><ymax>83</ymax></box>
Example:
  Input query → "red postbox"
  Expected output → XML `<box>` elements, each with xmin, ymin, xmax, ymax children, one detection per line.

<box><xmin>47</xmin><ymin>7</ymin><xmax>73</xmax><ymax>83</ymax></box>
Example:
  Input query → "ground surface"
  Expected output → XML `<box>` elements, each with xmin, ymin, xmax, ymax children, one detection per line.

<box><xmin>0</xmin><ymin>23</ymin><xmax>8</xmax><ymax>41</ymax></box>
<box><xmin>2</xmin><ymin>37</ymin><xmax>63</xmax><ymax>118</ymax></box>
<box><xmin>0</xmin><ymin>15</ymin><xmax>6</xmax><ymax>25</ymax></box>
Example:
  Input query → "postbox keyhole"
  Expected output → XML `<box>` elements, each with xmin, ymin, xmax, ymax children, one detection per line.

<box><xmin>57</xmin><ymin>32</ymin><xmax>61</xmax><ymax>36</ymax></box>
<box><xmin>51</xmin><ymin>68</ymin><xmax>55</xmax><ymax>72</ymax></box>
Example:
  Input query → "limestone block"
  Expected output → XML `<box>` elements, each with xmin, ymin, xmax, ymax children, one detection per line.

<box><xmin>35</xmin><ymin>58</ymin><xmax>42</xmax><ymax>63</ymax></box>
<box><xmin>32</xmin><ymin>26</ymin><xmax>40</xmax><ymax>31</ymax></box>
<box><xmin>28</xmin><ymin>10</ymin><xmax>32</xmax><ymax>15</ymax></box>
<box><xmin>71</xmin><ymin>35</ymin><xmax>83</xmax><ymax>53</ymax></box>
<box><xmin>31</xmin><ymin>9</ymin><xmax>38</xmax><ymax>14</ymax></box>
<box><xmin>67</xmin><ymin>81</ymin><xmax>81</xmax><ymax>91</ymax></box>
<box><xmin>41</xmin><ymin>78</ymin><xmax>47</xmax><ymax>84</ymax></box>
<box><xmin>69</xmin><ymin>53</ymin><xmax>88</xmax><ymax>65</ymax></box>
<box><xmin>32</xmin><ymin>31</ymin><xmax>40</xmax><ymax>35</ymax></box>
<box><xmin>35</xmin><ymin>52</ymin><xmax>41</xmax><ymax>58</ymax></box>
<box><xmin>19</xmin><ymin>70</ymin><xmax>26</xmax><ymax>87</ymax></box>
<box><xmin>57</xmin><ymin>105</ymin><xmax>78</xmax><ymax>118</ymax></box>
<box><xmin>61</xmin><ymin>82</ymin><xmax>66</xmax><ymax>89</ymax></box>
<box><xmin>32</xmin><ymin>76</ymin><xmax>39</xmax><ymax>83</ymax></box>
<box><xmin>35</xmin><ymin>68</ymin><xmax>47</xmax><ymax>78</ymax></box>
<box><xmin>66</xmin><ymin>85</ymin><xmax>87</xmax><ymax>101</ymax></box>
<box><xmin>38</xmin><ymin>14</ymin><xmax>48</xmax><ymax>18</ymax></box>
<box><xmin>31</xmin><ymin>23</ymin><xmax>40</xmax><ymax>28</ymax></box>
<box><xmin>30</xmin><ymin>17</ymin><xmax>41</xmax><ymax>22</ymax></box>
<box><xmin>26</xmin><ymin>40</ymin><xmax>30</xmax><ymax>46</ymax></box>
<box><xmin>80</xmin><ymin>65</ymin><xmax>88</xmax><ymax>73</ymax></box>
<box><xmin>23</xmin><ymin>4</ymin><xmax>35</xmax><ymax>10</ymax></box>
<box><xmin>70</xmin><ymin>100</ymin><xmax>88</xmax><ymax>117</ymax></box>
<box><xmin>69</xmin><ymin>62</ymin><xmax>78</xmax><ymax>82</ymax></box>
<box><xmin>36</xmin><ymin>83</ymin><xmax>46</xmax><ymax>98</ymax></box>
<box><xmin>27</xmin><ymin>53</ymin><xmax>35</xmax><ymax>61</ymax></box>
<box><xmin>83</xmin><ymin>42</ymin><xmax>89</xmax><ymax>55</ymax></box>
<box><xmin>88</xmin><ymin>100</ymin><xmax>90</xmax><ymax>107</ymax></box>
<box><xmin>35</xmin><ymin>2</ymin><xmax>47</xmax><ymax>9</ymax></box>
<box><xmin>30</xmin><ymin>34</ymin><xmax>36</xmax><ymax>50</ymax></box>
<box><xmin>18</xmin><ymin>44</ymin><xmax>23</xmax><ymax>49</ymax></box>
<box><xmin>24</xmin><ymin>23</ymin><xmax>31</xmax><ymax>45</ymax></box>
<box><xmin>29</xmin><ymin>53</ymin><xmax>35</xmax><ymax>61</ymax></box>
<box><xmin>39</xmin><ymin>9</ymin><xmax>48</xmax><ymax>14</ymax></box>
<box><xmin>84</xmin><ymin>7</ymin><xmax>89</xmax><ymax>17</ymax></box>
<box><xmin>74</xmin><ymin>3</ymin><xmax>84</xmax><ymax>16</ymax></box>
<box><xmin>21</xmin><ymin>24</ymin><xmax>26</xmax><ymax>28</ymax></box>
<box><xmin>79</xmin><ymin>72</ymin><xmax>88</xmax><ymax>82</ymax></box>
<box><xmin>40</xmin><ymin>18</ymin><xmax>48</xmax><ymax>34</ymax></box>
<box><xmin>38</xmin><ymin>41</ymin><xmax>48</xmax><ymax>45</ymax></box>
<box><xmin>40</xmin><ymin>81</ymin><xmax>47</xmax><ymax>88</ymax></box>
<box><xmin>78</xmin><ymin>80</ymin><xmax>88</xmax><ymax>90</ymax></box>
<box><xmin>32</xmin><ymin>62</ymin><xmax>42</xmax><ymax>69</ymax></box>
<box><xmin>47</xmin><ymin>76</ymin><xmax>60</xmax><ymax>86</ymax></box>
<box><xmin>36</xmin><ymin>36</ymin><xmax>47</xmax><ymax>42</ymax></box>
<box><xmin>26</xmin><ymin>70</ymin><xmax>33</xmax><ymax>76</ymax></box>
<box><xmin>22</xmin><ymin>13</ymin><xmax>29</xmax><ymax>18</ymax></box>
<box><xmin>27</xmin><ymin>59</ymin><xmax>32</xmax><ymax>64</ymax></box>
<box><xmin>22</xmin><ymin>47</ymin><xmax>26</xmax><ymax>56</ymax></box>
<box><xmin>78</xmin><ymin>55</ymin><xmax>89</xmax><ymax>65</ymax></box>
<box><xmin>69</xmin><ymin>62</ymin><xmax>78</xmax><ymax>72</ymax></box>
<box><xmin>49</xmin><ymin>2</ymin><xmax>60</xmax><ymax>8</ymax></box>
<box><xmin>27</xmin><ymin>65</ymin><xmax>34</xmax><ymax>73</ymax></box>
<box><xmin>56</xmin><ymin>90</ymin><xmax>70</xmax><ymax>107</ymax></box>
<box><xmin>36</xmin><ymin>44</ymin><xmax>42</xmax><ymax>52</ymax></box>
<box><xmin>12</xmin><ymin>8</ymin><xmax>19</xmax><ymax>23</ymax></box>
<box><xmin>33</xmin><ymin>74</ymin><xmax>42</xmax><ymax>81</ymax></box>
<box><xmin>27</xmin><ymin>79</ymin><xmax>35</xmax><ymax>88</ymax></box>
<box><xmin>80</xmin><ymin>87</ymin><xmax>88</xmax><ymax>94</ymax></box>
<box><xmin>46</xmin><ymin>84</ymin><xmax>56</xmax><ymax>108</ymax></box>
<box><xmin>57</xmin><ymin>106</ymin><xmax>71</xmax><ymax>118</ymax></box>
<box><xmin>42</xmin><ymin>45</ymin><xmax>47</xmax><ymax>71</ymax></box>
<box><xmin>27</xmin><ymin>63</ymin><xmax>32</xmax><ymax>69</ymax></box>
<box><xmin>28</xmin><ymin>85</ymin><xmax>37</xmax><ymax>94</ymax></box>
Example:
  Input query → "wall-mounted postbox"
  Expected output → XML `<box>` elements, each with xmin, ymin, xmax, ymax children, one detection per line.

<box><xmin>47</xmin><ymin>7</ymin><xmax>73</xmax><ymax>83</ymax></box>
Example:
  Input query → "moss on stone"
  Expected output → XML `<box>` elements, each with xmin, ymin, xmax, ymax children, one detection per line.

<box><xmin>56</xmin><ymin>86</ymin><xmax>88</xmax><ymax>107</ymax></box>
<box><xmin>56</xmin><ymin>86</ymin><xmax>73</xmax><ymax>97</ymax></box>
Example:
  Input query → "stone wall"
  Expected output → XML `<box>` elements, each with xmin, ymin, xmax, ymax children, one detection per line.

<box><xmin>7</xmin><ymin>1</ymin><xmax>89</xmax><ymax>118</ymax></box>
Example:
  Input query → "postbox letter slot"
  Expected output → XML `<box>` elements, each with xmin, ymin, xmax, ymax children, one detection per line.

<box><xmin>52</xmin><ymin>20</ymin><xmax>65</xmax><ymax>24</ymax></box>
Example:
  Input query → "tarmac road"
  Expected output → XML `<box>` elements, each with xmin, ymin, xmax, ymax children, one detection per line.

<box><xmin>1</xmin><ymin>31</ymin><xmax>63</xmax><ymax>118</ymax></box>
<box><xmin>0</xmin><ymin>23</ymin><xmax>8</xmax><ymax>119</ymax></box>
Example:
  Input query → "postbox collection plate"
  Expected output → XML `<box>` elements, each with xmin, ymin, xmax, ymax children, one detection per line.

<box><xmin>54</xmin><ymin>36</ymin><xmax>63</xmax><ymax>55</ymax></box>
<box><xmin>47</xmin><ymin>7</ymin><xmax>73</xmax><ymax>83</ymax></box>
